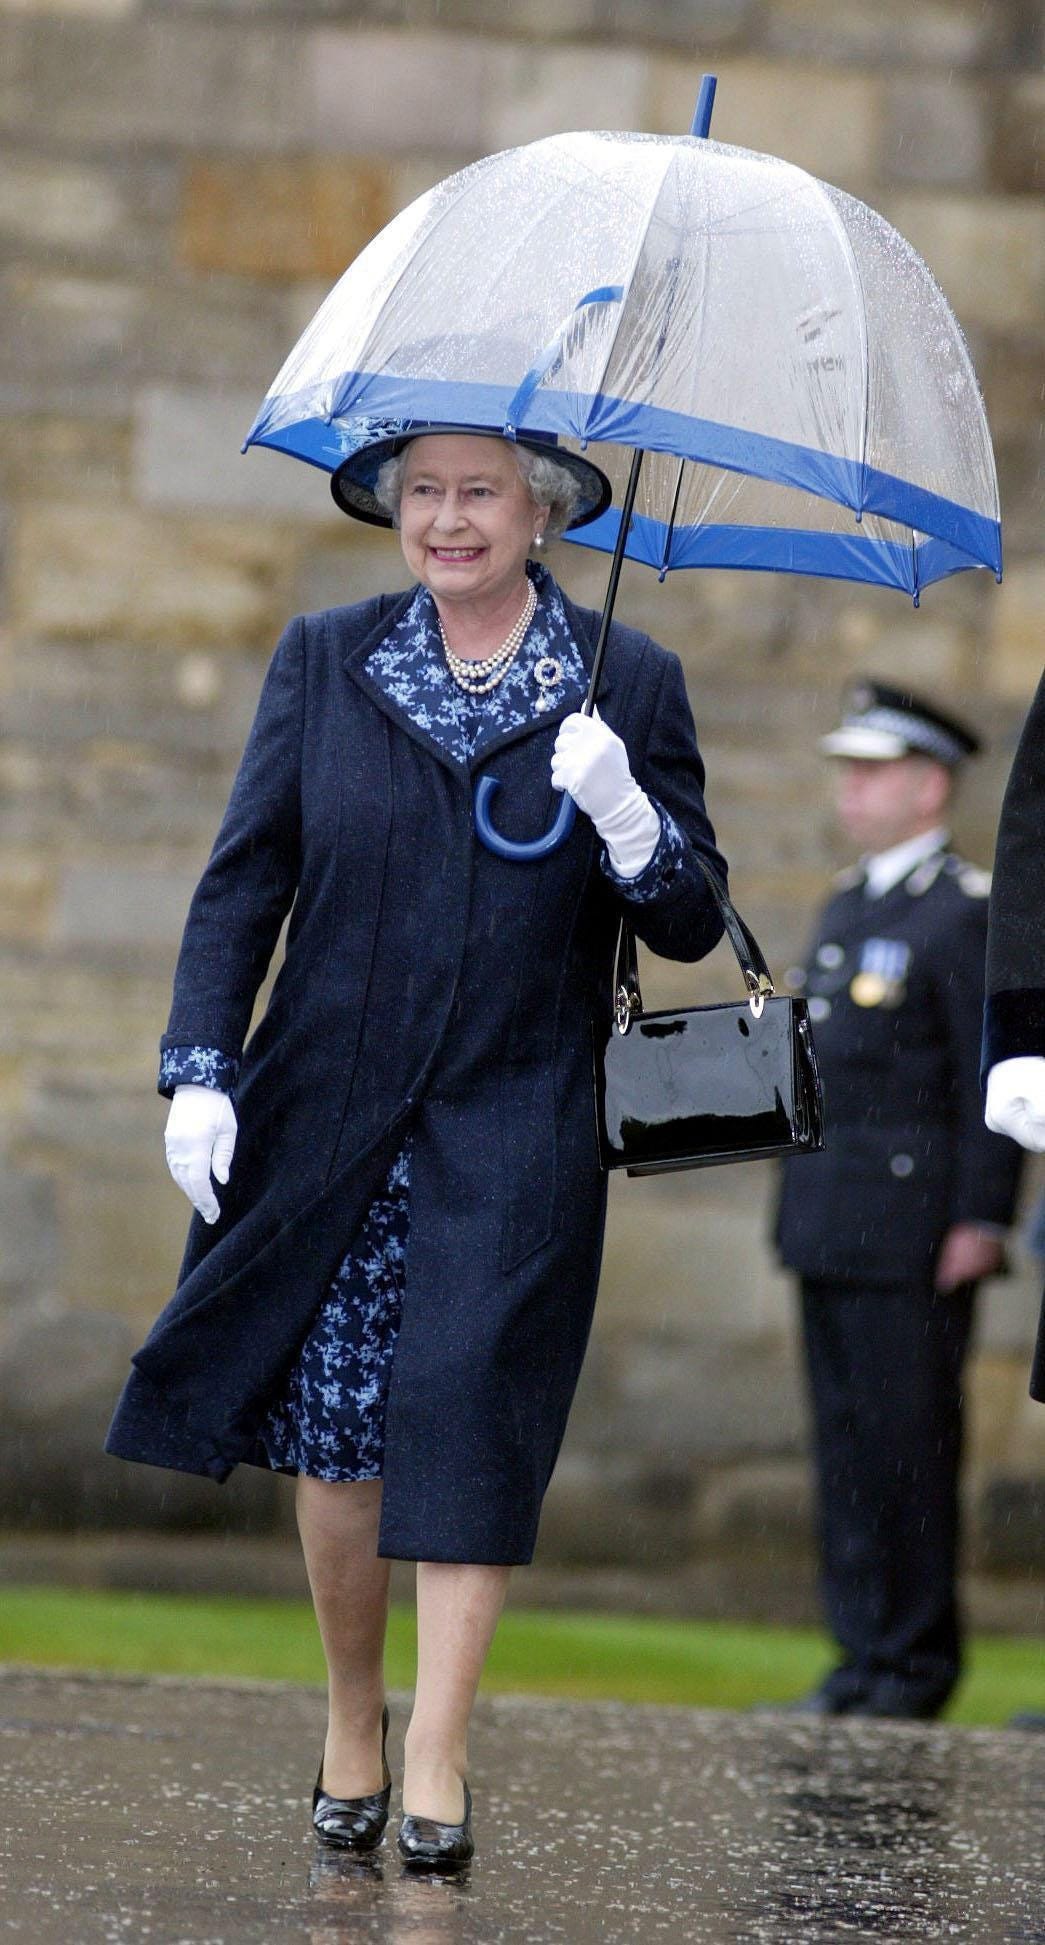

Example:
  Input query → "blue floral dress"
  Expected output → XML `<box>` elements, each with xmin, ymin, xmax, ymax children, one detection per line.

<box><xmin>160</xmin><ymin>566</ymin><xmax>684</xmax><ymax>1481</ymax></box>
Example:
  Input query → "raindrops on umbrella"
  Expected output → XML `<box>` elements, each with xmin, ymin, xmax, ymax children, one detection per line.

<box><xmin>244</xmin><ymin>77</ymin><xmax>1001</xmax><ymax>858</ymax></box>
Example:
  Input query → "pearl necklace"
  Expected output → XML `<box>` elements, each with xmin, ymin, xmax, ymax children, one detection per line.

<box><xmin>439</xmin><ymin>582</ymin><xmax>538</xmax><ymax>696</ymax></box>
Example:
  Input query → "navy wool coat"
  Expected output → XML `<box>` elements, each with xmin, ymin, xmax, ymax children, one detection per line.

<box><xmin>106</xmin><ymin>580</ymin><xmax>726</xmax><ymax>1563</ymax></box>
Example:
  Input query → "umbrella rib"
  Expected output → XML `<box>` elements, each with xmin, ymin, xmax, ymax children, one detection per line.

<box><xmin>658</xmin><ymin>459</ymin><xmax>687</xmax><ymax>577</ymax></box>
<box><xmin>805</xmin><ymin>174</ymin><xmax>871</xmax><ymax>515</ymax></box>
<box><xmin>327</xmin><ymin>155</ymin><xmax>513</xmax><ymax>418</ymax></box>
<box><xmin>654</xmin><ymin>148</ymin><xmax>711</xmax><ymax>573</ymax></box>
<box><xmin>570</xmin><ymin>146</ymin><xmax>681</xmax><ymax>443</ymax></box>
<box><xmin>258</xmin><ymin>182</ymin><xmax>453</xmax><ymax>423</ymax></box>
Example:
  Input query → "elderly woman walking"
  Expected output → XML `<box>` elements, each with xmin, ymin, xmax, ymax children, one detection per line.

<box><xmin>107</xmin><ymin>424</ymin><xmax>726</xmax><ymax>1867</ymax></box>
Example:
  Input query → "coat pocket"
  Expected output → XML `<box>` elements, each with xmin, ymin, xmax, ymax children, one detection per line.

<box><xmin>499</xmin><ymin>1061</ymin><xmax>557</xmax><ymax>1272</ymax></box>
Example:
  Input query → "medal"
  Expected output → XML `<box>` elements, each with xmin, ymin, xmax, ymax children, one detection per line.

<box><xmin>850</xmin><ymin>972</ymin><xmax>888</xmax><ymax>1007</ymax></box>
<box><xmin>851</xmin><ymin>938</ymin><xmax>910</xmax><ymax>1007</ymax></box>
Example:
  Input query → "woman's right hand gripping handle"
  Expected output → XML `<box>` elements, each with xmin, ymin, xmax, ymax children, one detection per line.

<box><xmin>164</xmin><ymin>1085</ymin><xmax>238</xmax><ymax>1225</ymax></box>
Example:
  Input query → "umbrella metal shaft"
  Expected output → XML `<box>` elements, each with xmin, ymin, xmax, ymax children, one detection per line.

<box><xmin>583</xmin><ymin>445</ymin><xmax>644</xmax><ymax>716</ymax></box>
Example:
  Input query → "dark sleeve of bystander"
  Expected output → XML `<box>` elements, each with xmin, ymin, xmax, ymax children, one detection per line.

<box><xmin>983</xmin><ymin>668</ymin><xmax>1045</xmax><ymax>1071</ymax></box>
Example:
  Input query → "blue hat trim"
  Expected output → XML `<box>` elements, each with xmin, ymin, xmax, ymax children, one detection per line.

<box><xmin>330</xmin><ymin>421</ymin><xmax>613</xmax><ymax>531</ymax></box>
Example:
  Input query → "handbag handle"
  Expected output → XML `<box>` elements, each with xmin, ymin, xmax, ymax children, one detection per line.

<box><xmin>614</xmin><ymin>854</ymin><xmax>776</xmax><ymax>1034</ymax></box>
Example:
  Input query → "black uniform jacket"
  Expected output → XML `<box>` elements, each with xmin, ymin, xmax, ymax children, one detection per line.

<box><xmin>777</xmin><ymin>845</ymin><xmax>1022</xmax><ymax>1287</ymax></box>
<box><xmin>105</xmin><ymin>578</ymin><xmax>726</xmax><ymax>1564</ymax></box>
<box><xmin>985</xmin><ymin>668</ymin><xmax>1045</xmax><ymax>1399</ymax></box>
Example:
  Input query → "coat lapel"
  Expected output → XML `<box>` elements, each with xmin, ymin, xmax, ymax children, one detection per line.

<box><xmin>339</xmin><ymin>572</ymin><xmax>617</xmax><ymax>778</ymax></box>
<box><xmin>341</xmin><ymin>588</ymin><xmax>469</xmax><ymax>781</ymax></box>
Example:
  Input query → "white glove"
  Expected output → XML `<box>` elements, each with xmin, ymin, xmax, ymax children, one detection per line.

<box><xmin>164</xmin><ymin>1085</ymin><xmax>238</xmax><ymax>1224</ymax></box>
<box><xmin>551</xmin><ymin>710</ymin><xmax>661</xmax><ymax>879</ymax></box>
<box><xmin>985</xmin><ymin>1056</ymin><xmax>1045</xmax><ymax>1151</ymax></box>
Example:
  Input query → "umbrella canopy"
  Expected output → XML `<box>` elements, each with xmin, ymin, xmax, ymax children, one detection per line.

<box><xmin>246</xmin><ymin>129</ymin><xmax>1000</xmax><ymax>601</ymax></box>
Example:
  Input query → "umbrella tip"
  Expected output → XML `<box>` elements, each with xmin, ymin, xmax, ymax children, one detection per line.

<box><xmin>691</xmin><ymin>75</ymin><xmax>718</xmax><ymax>139</ymax></box>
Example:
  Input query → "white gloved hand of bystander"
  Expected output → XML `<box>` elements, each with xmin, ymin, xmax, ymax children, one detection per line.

<box><xmin>984</xmin><ymin>1056</ymin><xmax>1045</xmax><ymax>1151</ymax></box>
<box><xmin>551</xmin><ymin>710</ymin><xmax>661</xmax><ymax>879</ymax></box>
<box><xmin>164</xmin><ymin>1084</ymin><xmax>238</xmax><ymax>1224</ymax></box>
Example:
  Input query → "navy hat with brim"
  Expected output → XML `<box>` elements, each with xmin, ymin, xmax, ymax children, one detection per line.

<box><xmin>820</xmin><ymin>678</ymin><xmax>981</xmax><ymax>767</ymax></box>
<box><xmin>330</xmin><ymin>423</ymin><xmax>613</xmax><ymax>532</ymax></box>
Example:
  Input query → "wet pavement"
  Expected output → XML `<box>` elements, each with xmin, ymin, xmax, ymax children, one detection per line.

<box><xmin>1</xmin><ymin>1669</ymin><xmax>1042</xmax><ymax>1943</ymax></box>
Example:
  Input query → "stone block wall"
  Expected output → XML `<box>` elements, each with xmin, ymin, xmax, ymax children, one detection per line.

<box><xmin>1</xmin><ymin>0</ymin><xmax>1043</xmax><ymax>1595</ymax></box>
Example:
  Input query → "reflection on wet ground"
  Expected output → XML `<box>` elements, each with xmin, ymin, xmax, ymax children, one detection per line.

<box><xmin>1</xmin><ymin>1669</ymin><xmax>1041</xmax><ymax>1941</ymax></box>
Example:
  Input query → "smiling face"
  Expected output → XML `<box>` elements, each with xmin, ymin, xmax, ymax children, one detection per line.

<box><xmin>397</xmin><ymin>434</ymin><xmax>548</xmax><ymax>617</ymax></box>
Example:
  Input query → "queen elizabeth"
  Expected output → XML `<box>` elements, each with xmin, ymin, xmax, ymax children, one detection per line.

<box><xmin>107</xmin><ymin>423</ymin><xmax>727</xmax><ymax>1867</ymax></box>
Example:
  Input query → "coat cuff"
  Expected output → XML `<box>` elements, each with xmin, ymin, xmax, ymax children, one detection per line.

<box><xmin>982</xmin><ymin>988</ymin><xmax>1045</xmax><ymax>1076</ymax></box>
<box><xmin>158</xmin><ymin>1044</ymin><xmax>240</xmax><ymax>1099</ymax></box>
<box><xmin>599</xmin><ymin>797</ymin><xmax>685</xmax><ymax>904</ymax></box>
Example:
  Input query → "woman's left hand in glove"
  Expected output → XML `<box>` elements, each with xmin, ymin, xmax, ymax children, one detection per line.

<box><xmin>551</xmin><ymin>711</ymin><xmax>661</xmax><ymax>879</ymax></box>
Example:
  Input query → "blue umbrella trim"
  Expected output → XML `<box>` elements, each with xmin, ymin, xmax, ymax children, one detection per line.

<box><xmin>245</xmin><ymin>375</ymin><xmax>1001</xmax><ymax>582</ymax></box>
<box><xmin>567</xmin><ymin>512</ymin><xmax>989</xmax><ymax>595</ymax></box>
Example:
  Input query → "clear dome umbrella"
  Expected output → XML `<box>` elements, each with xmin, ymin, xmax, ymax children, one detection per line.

<box><xmin>245</xmin><ymin>77</ymin><xmax>1001</xmax><ymax>860</ymax></box>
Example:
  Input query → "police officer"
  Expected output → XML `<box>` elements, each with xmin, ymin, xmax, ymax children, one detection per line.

<box><xmin>776</xmin><ymin>680</ymin><xmax>1023</xmax><ymax>1718</ymax></box>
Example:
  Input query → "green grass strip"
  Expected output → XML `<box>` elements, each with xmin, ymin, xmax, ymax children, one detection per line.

<box><xmin>0</xmin><ymin>1586</ymin><xmax>1041</xmax><ymax>1726</ymax></box>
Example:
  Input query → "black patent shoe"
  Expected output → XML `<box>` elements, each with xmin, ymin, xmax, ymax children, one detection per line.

<box><xmin>397</xmin><ymin>1782</ymin><xmax>474</xmax><ymax>1871</ymax></box>
<box><xmin>312</xmin><ymin>1705</ymin><xmax>392</xmax><ymax>1852</ymax></box>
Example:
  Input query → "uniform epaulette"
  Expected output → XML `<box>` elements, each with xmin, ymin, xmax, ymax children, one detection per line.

<box><xmin>956</xmin><ymin>861</ymin><xmax>991</xmax><ymax>898</ymax></box>
<box><xmin>939</xmin><ymin>854</ymin><xmax>992</xmax><ymax>898</ymax></box>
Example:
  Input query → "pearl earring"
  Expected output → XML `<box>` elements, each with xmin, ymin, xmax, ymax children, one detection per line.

<box><xmin>533</xmin><ymin>530</ymin><xmax>545</xmax><ymax>550</ymax></box>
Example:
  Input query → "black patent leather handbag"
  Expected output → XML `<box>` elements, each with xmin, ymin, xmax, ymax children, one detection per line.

<box><xmin>594</xmin><ymin>860</ymin><xmax>825</xmax><ymax>1175</ymax></box>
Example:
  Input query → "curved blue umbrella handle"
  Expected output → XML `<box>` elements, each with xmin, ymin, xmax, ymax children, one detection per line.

<box><xmin>474</xmin><ymin>775</ymin><xmax>577</xmax><ymax>860</ymax></box>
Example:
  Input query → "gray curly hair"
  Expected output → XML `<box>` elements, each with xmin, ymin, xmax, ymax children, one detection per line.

<box><xmin>374</xmin><ymin>439</ymin><xmax>584</xmax><ymax>537</ymax></box>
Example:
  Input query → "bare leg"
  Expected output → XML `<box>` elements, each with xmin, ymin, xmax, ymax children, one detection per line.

<box><xmin>296</xmin><ymin>1475</ymin><xmax>390</xmax><ymax>1797</ymax></box>
<box><xmin>403</xmin><ymin>1562</ymin><xmax>511</xmax><ymax>1822</ymax></box>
